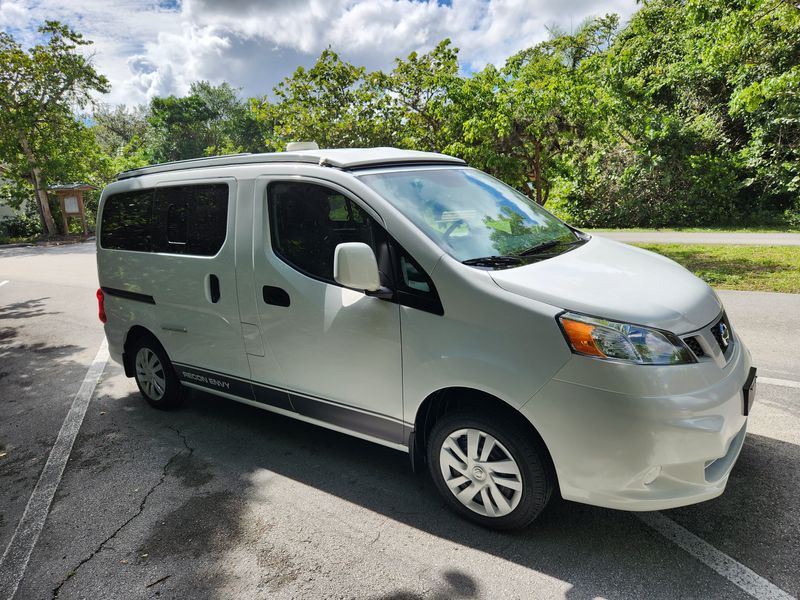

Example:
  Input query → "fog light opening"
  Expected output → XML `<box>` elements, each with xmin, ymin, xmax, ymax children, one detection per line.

<box><xmin>643</xmin><ymin>466</ymin><xmax>662</xmax><ymax>486</ymax></box>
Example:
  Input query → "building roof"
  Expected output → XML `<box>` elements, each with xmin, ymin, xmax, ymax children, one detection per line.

<box><xmin>48</xmin><ymin>183</ymin><xmax>97</xmax><ymax>192</ymax></box>
<box><xmin>116</xmin><ymin>147</ymin><xmax>466</xmax><ymax>180</ymax></box>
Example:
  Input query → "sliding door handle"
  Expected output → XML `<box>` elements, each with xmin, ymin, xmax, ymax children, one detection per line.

<box><xmin>208</xmin><ymin>274</ymin><xmax>221</xmax><ymax>303</ymax></box>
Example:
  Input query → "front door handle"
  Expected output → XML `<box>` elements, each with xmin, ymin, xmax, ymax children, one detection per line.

<box><xmin>263</xmin><ymin>285</ymin><xmax>290</xmax><ymax>307</ymax></box>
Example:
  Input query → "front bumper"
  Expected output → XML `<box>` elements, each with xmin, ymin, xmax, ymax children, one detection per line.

<box><xmin>521</xmin><ymin>334</ymin><xmax>753</xmax><ymax>511</ymax></box>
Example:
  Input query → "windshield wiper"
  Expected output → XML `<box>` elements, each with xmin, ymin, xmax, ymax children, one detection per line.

<box><xmin>462</xmin><ymin>255</ymin><xmax>522</xmax><ymax>267</ymax></box>
<box><xmin>517</xmin><ymin>237</ymin><xmax>585</xmax><ymax>257</ymax></box>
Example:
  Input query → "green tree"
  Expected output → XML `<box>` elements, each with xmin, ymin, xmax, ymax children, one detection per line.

<box><xmin>91</xmin><ymin>103</ymin><xmax>151</xmax><ymax>174</ymax></box>
<box><xmin>255</xmin><ymin>49</ymin><xmax>381</xmax><ymax>149</ymax></box>
<box><xmin>93</xmin><ymin>103</ymin><xmax>148</xmax><ymax>155</ymax></box>
<box><xmin>0</xmin><ymin>21</ymin><xmax>109</xmax><ymax>234</ymax></box>
<box><xmin>567</xmin><ymin>0</ymin><xmax>800</xmax><ymax>227</ymax></box>
<box><xmin>447</xmin><ymin>18</ymin><xmax>615</xmax><ymax>205</ymax></box>
<box><xmin>720</xmin><ymin>0</ymin><xmax>800</xmax><ymax>218</ymax></box>
<box><xmin>374</xmin><ymin>40</ymin><xmax>461</xmax><ymax>152</ymax></box>
<box><xmin>147</xmin><ymin>81</ymin><xmax>264</xmax><ymax>162</ymax></box>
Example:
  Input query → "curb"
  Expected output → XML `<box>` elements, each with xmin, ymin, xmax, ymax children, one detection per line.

<box><xmin>0</xmin><ymin>237</ymin><xmax>95</xmax><ymax>250</ymax></box>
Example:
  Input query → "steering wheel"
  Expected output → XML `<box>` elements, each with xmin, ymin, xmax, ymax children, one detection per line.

<box><xmin>443</xmin><ymin>218</ymin><xmax>467</xmax><ymax>240</ymax></box>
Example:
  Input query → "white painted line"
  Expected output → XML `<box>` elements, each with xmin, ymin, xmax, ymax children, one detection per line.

<box><xmin>760</xmin><ymin>377</ymin><xmax>800</xmax><ymax>390</ymax></box>
<box><xmin>0</xmin><ymin>280</ymin><xmax>8</xmax><ymax>287</ymax></box>
<box><xmin>638</xmin><ymin>512</ymin><xmax>796</xmax><ymax>600</ymax></box>
<box><xmin>0</xmin><ymin>339</ymin><xmax>109</xmax><ymax>600</ymax></box>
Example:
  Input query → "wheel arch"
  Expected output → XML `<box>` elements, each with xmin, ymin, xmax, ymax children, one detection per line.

<box><xmin>122</xmin><ymin>325</ymin><xmax>164</xmax><ymax>377</ymax></box>
<box><xmin>410</xmin><ymin>387</ymin><xmax>557</xmax><ymax>489</ymax></box>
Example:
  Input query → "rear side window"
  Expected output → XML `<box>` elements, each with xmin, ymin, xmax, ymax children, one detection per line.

<box><xmin>100</xmin><ymin>190</ymin><xmax>153</xmax><ymax>251</ymax></box>
<box><xmin>152</xmin><ymin>184</ymin><xmax>229</xmax><ymax>256</ymax></box>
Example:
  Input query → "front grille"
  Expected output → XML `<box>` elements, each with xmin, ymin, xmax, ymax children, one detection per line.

<box><xmin>685</xmin><ymin>336</ymin><xmax>705</xmax><ymax>358</ymax></box>
<box><xmin>710</xmin><ymin>313</ymin><xmax>734</xmax><ymax>356</ymax></box>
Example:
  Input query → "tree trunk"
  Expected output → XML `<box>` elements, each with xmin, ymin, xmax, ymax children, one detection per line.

<box><xmin>19</xmin><ymin>135</ymin><xmax>56</xmax><ymax>235</ymax></box>
<box><xmin>532</xmin><ymin>140</ymin><xmax>544</xmax><ymax>206</ymax></box>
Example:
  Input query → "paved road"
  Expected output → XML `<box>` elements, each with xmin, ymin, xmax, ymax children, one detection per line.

<box><xmin>0</xmin><ymin>243</ymin><xmax>798</xmax><ymax>599</ymax></box>
<box><xmin>590</xmin><ymin>231</ymin><xmax>800</xmax><ymax>246</ymax></box>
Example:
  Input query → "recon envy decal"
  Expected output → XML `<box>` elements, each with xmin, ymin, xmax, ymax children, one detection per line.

<box><xmin>180</xmin><ymin>370</ymin><xmax>231</xmax><ymax>390</ymax></box>
<box><xmin>175</xmin><ymin>364</ymin><xmax>253</xmax><ymax>399</ymax></box>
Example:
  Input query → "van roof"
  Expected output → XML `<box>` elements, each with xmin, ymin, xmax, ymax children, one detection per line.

<box><xmin>116</xmin><ymin>147</ymin><xmax>466</xmax><ymax>180</ymax></box>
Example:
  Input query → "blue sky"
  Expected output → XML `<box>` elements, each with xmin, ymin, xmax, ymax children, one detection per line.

<box><xmin>0</xmin><ymin>0</ymin><xmax>637</xmax><ymax>107</ymax></box>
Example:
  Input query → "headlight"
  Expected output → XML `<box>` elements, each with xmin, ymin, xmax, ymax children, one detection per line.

<box><xmin>557</xmin><ymin>311</ymin><xmax>696</xmax><ymax>365</ymax></box>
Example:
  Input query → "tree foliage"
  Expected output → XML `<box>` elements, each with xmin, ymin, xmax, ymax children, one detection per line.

<box><xmin>0</xmin><ymin>21</ymin><xmax>109</xmax><ymax>234</ymax></box>
<box><xmin>2</xmin><ymin>3</ymin><xmax>799</xmax><ymax>237</ymax></box>
<box><xmin>564</xmin><ymin>0</ymin><xmax>800</xmax><ymax>226</ymax></box>
<box><xmin>147</xmin><ymin>81</ymin><xmax>265</xmax><ymax>163</ymax></box>
<box><xmin>250</xmin><ymin>1</ymin><xmax>798</xmax><ymax>227</ymax></box>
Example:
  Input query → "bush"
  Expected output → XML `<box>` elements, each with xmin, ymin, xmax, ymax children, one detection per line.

<box><xmin>0</xmin><ymin>210</ymin><xmax>41</xmax><ymax>239</ymax></box>
<box><xmin>785</xmin><ymin>202</ymin><xmax>800</xmax><ymax>229</ymax></box>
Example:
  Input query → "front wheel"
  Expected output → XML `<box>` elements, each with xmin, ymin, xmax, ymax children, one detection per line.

<box><xmin>132</xmin><ymin>335</ymin><xmax>183</xmax><ymax>410</ymax></box>
<box><xmin>427</xmin><ymin>411</ymin><xmax>554</xmax><ymax>530</ymax></box>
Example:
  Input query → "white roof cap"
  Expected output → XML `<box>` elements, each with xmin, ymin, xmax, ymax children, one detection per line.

<box><xmin>286</xmin><ymin>141</ymin><xmax>319</xmax><ymax>151</ymax></box>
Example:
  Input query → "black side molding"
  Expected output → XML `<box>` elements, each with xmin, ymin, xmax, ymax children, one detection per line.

<box><xmin>290</xmin><ymin>394</ymin><xmax>404</xmax><ymax>445</ymax></box>
<box><xmin>172</xmin><ymin>362</ymin><xmax>405</xmax><ymax>445</ymax></box>
<box><xmin>102</xmin><ymin>286</ymin><xmax>156</xmax><ymax>305</ymax></box>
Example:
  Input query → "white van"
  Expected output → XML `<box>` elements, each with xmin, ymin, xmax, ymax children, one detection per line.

<box><xmin>96</xmin><ymin>147</ymin><xmax>756</xmax><ymax>529</ymax></box>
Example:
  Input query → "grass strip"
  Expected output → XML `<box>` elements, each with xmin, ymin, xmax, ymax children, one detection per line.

<box><xmin>634</xmin><ymin>244</ymin><xmax>800</xmax><ymax>293</ymax></box>
<box><xmin>588</xmin><ymin>227</ymin><xmax>799</xmax><ymax>233</ymax></box>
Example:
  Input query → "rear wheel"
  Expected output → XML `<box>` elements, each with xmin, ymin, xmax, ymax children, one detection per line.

<box><xmin>427</xmin><ymin>410</ymin><xmax>553</xmax><ymax>530</ymax></box>
<box><xmin>131</xmin><ymin>335</ymin><xmax>183</xmax><ymax>410</ymax></box>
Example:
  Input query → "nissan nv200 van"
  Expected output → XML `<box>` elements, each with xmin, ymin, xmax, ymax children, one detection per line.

<box><xmin>96</xmin><ymin>147</ymin><xmax>757</xmax><ymax>529</ymax></box>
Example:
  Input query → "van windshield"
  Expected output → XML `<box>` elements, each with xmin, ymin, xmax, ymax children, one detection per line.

<box><xmin>359</xmin><ymin>168</ymin><xmax>582</xmax><ymax>265</ymax></box>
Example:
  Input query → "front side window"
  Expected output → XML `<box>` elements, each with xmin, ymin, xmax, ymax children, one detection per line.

<box><xmin>393</xmin><ymin>245</ymin><xmax>443</xmax><ymax>315</ymax></box>
<box><xmin>359</xmin><ymin>168</ymin><xmax>582</xmax><ymax>265</ymax></box>
<box><xmin>100</xmin><ymin>190</ymin><xmax>153</xmax><ymax>251</ymax></box>
<box><xmin>269</xmin><ymin>182</ymin><xmax>374</xmax><ymax>282</ymax></box>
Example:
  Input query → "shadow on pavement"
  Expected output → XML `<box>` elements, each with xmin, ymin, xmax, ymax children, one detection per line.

<box><xmin>140</xmin><ymin>388</ymin><xmax>774</xmax><ymax>600</ymax></box>
<box><xmin>665</xmin><ymin>432</ymin><xmax>799</xmax><ymax>597</ymax></box>
<box><xmin>0</xmin><ymin>296</ymin><xmax>95</xmax><ymax>555</ymax></box>
<box><xmin>43</xmin><ymin>376</ymin><xmax>793</xmax><ymax>600</ymax></box>
<box><xmin>376</xmin><ymin>569</ymin><xmax>479</xmax><ymax>599</ymax></box>
<box><xmin>0</xmin><ymin>297</ymin><xmax>52</xmax><ymax>320</ymax></box>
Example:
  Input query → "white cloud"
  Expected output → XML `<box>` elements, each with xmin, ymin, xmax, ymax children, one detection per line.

<box><xmin>0</xmin><ymin>0</ymin><xmax>29</xmax><ymax>29</ymax></box>
<box><xmin>1</xmin><ymin>0</ymin><xmax>638</xmax><ymax>106</ymax></box>
<box><xmin>123</xmin><ymin>23</ymin><xmax>231</xmax><ymax>100</ymax></box>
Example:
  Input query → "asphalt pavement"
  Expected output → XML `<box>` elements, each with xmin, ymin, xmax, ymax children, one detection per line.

<box><xmin>0</xmin><ymin>242</ymin><xmax>798</xmax><ymax>600</ymax></box>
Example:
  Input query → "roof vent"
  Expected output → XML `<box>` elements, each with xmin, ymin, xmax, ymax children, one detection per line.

<box><xmin>286</xmin><ymin>141</ymin><xmax>319</xmax><ymax>152</ymax></box>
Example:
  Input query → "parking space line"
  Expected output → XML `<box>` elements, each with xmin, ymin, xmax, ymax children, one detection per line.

<box><xmin>638</xmin><ymin>512</ymin><xmax>796</xmax><ymax>600</ymax></box>
<box><xmin>0</xmin><ymin>339</ymin><xmax>108</xmax><ymax>600</ymax></box>
<box><xmin>760</xmin><ymin>377</ymin><xmax>800</xmax><ymax>390</ymax></box>
<box><xmin>0</xmin><ymin>280</ymin><xmax>8</xmax><ymax>287</ymax></box>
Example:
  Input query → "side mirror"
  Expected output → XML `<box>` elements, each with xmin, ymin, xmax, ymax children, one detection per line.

<box><xmin>334</xmin><ymin>242</ymin><xmax>381</xmax><ymax>292</ymax></box>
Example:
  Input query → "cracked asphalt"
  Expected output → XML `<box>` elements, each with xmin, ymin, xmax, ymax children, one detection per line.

<box><xmin>1</xmin><ymin>242</ymin><xmax>799</xmax><ymax>600</ymax></box>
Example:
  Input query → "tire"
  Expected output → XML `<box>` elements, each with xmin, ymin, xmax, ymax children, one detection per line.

<box><xmin>130</xmin><ymin>334</ymin><xmax>183</xmax><ymax>410</ymax></box>
<box><xmin>427</xmin><ymin>410</ymin><xmax>553</xmax><ymax>530</ymax></box>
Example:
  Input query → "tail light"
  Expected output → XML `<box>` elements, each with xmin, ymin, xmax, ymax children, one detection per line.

<box><xmin>96</xmin><ymin>288</ymin><xmax>107</xmax><ymax>324</ymax></box>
